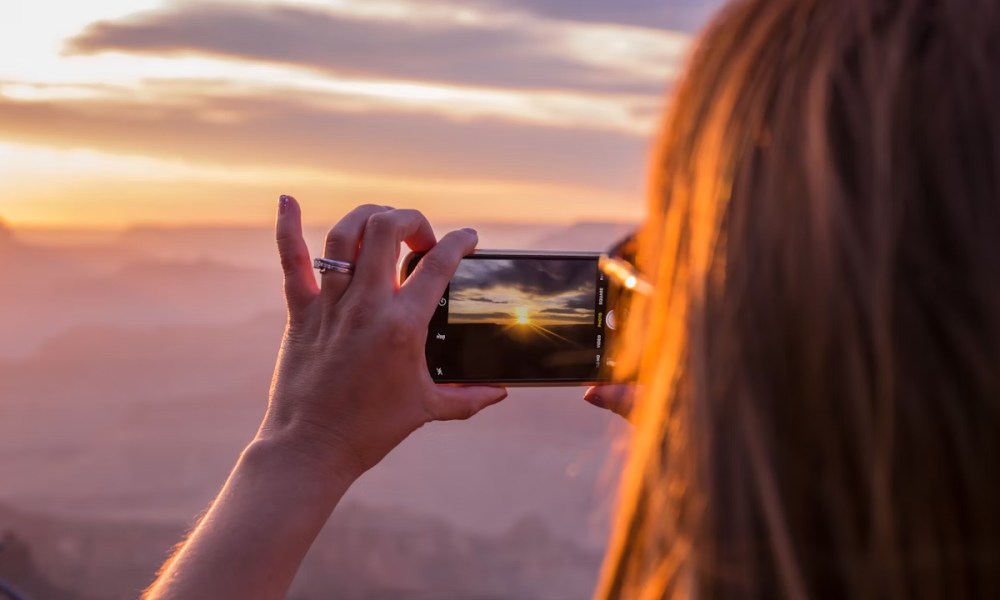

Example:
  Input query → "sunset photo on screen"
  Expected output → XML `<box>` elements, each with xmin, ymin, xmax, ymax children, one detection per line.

<box><xmin>449</xmin><ymin>258</ymin><xmax>596</xmax><ymax>328</ymax></box>
<box><xmin>439</xmin><ymin>258</ymin><xmax>600</xmax><ymax>380</ymax></box>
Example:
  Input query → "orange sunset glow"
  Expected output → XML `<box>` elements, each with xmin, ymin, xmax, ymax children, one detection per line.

<box><xmin>0</xmin><ymin>0</ymin><xmax>715</xmax><ymax>229</ymax></box>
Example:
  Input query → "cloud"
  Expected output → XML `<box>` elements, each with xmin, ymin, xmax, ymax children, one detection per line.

<box><xmin>456</xmin><ymin>295</ymin><xmax>505</xmax><ymax>304</ymax></box>
<box><xmin>474</xmin><ymin>0</ymin><xmax>724</xmax><ymax>31</ymax></box>
<box><xmin>540</xmin><ymin>307</ymin><xmax>591</xmax><ymax>316</ymax></box>
<box><xmin>451</xmin><ymin>258</ymin><xmax>596</xmax><ymax>296</ymax></box>
<box><xmin>2</xmin><ymin>0</ymin><xmax>687</xmax><ymax>226</ymax></box>
<box><xmin>0</xmin><ymin>91</ymin><xmax>647</xmax><ymax>191</ymax></box>
<box><xmin>562</xmin><ymin>291</ymin><xmax>599</xmax><ymax>310</ymax></box>
<box><xmin>66</xmin><ymin>2</ymin><xmax>679</xmax><ymax>95</ymax></box>
<box><xmin>448</xmin><ymin>311</ymin><xmax>512</xmax><ymax>322</ymax></box>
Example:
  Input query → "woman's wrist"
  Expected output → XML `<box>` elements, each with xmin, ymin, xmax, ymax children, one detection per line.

<box><xmin>249</xmin><ymin>416</ymin><xmax>366</xmax><ymax>493</ymax></box>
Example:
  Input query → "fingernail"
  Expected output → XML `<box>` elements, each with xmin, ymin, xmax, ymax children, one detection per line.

<box><xmin>279</xmin><ymin>195</ymin><xmax>293</xmax><ymax>214</ymax></box>
<box><xmin>462</xmin><ymin>227</ymin><xmax>477</xmax><ymax>235</ymax></box>
<box><xmin>585</xmin><ymin>393</ymin><xmax>605</xmax><ymax>408</ymax></box>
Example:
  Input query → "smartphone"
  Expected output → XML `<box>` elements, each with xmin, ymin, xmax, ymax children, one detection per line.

<box><xmin>401</xmin><ymin>251</ymin><xmax>626</xmax><ymax>385</ymax></box>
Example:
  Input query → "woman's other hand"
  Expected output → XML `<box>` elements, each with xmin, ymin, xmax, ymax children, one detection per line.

<box><xmin>583</xmin><ymin>384</ymin><xmax>635</xmax><ymax>422</ymax></box>
<box><xmin>260</xmin><ymin>196</ymin><xmax>508</xmax><ymax>482</ymax></box>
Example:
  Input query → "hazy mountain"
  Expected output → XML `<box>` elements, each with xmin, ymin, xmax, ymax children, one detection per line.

<box><xmin>0</xmin><ymin>220</ymin><xmax>632</xmax><ymax>359</ymax></box>
<box><xmin>527</xmin><ymin>221</ymin><xmax>637</xmax><ymax>251</ymax></box>
<box><xmin>0</xmin><ymin>254</ymin><xmax>282</xmax><ymax>359</ymax></box>
<box><xmin>0</xmin><ymin>311</ymin><xmax>625</xmax><ymax>543</ymax></box>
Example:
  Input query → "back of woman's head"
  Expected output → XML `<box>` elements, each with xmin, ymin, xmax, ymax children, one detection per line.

<box><xmin>602</xmin><ymin>0</ymin><xmax>1000</xmax><ymax>597</ymax></box>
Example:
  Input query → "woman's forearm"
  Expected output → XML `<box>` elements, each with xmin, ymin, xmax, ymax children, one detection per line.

<box><xmin>144</xmin><ymin>431</ymin><xmax>358</xmax><ymax>599</ymax></box>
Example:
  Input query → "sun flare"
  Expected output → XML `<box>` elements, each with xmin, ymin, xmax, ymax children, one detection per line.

<box><xmin>514</xmin><ymin>306</ymin><xmax>531</xmax><ymax>325</ymax></box>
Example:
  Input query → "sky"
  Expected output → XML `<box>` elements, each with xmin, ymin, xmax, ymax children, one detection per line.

<box><xmin>0</xmin><ymin>0</ymin><xmax>722</xmax><ymax>228</ymax></box>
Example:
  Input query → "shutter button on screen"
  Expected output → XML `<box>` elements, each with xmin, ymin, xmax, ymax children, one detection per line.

<box><xmin>606</xmin><ymin>310</ymin><xmax>617</xmax><ymax>330</ymax></box>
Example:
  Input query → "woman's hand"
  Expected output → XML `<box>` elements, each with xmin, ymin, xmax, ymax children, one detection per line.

<box><xmin>259</xmin><ymin>196</ymin><xmax>508</xmax><ymax>482</ymax></box>
<box><xmin>145</xmin><ymin>197</ymin><xmax>504</xmax><ymax>600</ymax></box>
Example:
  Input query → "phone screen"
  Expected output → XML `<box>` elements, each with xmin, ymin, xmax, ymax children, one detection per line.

<box><xmin>406</xmin><ymin>253</ymin><xmax>618</xmax><ymax>384</ymax></box>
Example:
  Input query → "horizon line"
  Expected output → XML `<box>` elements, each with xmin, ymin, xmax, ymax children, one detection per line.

<box><xmin>2</xmin><ymin>217</ymin><xmax>642</xmax><ymax>233</ymax></box>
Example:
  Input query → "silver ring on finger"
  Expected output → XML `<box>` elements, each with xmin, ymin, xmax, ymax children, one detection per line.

<box><xmin>313</xmin><ymin>257</ymin><xmax>355</xmax><ymax>275</ymax></box>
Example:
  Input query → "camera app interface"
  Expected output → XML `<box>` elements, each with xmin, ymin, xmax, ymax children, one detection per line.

<box><xmin>427</xmin><ymin>256</ymin><xmax>608</xmax><ymax>382</ymax></box>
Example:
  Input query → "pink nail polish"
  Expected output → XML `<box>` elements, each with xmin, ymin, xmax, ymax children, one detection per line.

<box><xmin>462</xmin><ymin>227</ymin><xmax>477</xmax><ymax>235</ymax></box>
<box><xmin>279</xmin><ymin>195</ymin><xmax>293</xmax><ymax>214</ymax></box>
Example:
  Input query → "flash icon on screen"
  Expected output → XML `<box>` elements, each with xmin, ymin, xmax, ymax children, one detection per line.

<box><xmin>436</xmin><ymin>367</ymin><xmax>444</xmax><ymax>376</ymax></box>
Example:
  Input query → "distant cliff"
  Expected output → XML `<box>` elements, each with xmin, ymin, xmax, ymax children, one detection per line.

<box><xmin>0</xmin><ymin>502</ymin><xmax>176</xmax><ymax>600</ymax></box>
<box><xmin>0</xmin><ymin>528</ymin><xmax>90</xmax><ymax>600</ymax></box>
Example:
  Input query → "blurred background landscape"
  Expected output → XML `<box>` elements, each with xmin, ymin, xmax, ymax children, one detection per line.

<box><xmin>0</xmin><ymin>0</ymin><xmax>721</xmax><ymax>597</ymax></box>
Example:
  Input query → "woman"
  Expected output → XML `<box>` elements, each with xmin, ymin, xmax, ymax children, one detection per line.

<box><xmin>146</xmin><ymin>0</ymin><xmax>1000</xmax><ymax>597</ymax></box>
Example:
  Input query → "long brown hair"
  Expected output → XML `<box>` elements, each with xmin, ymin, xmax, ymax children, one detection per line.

<box><xmin>601</xmin><ymin>0</ymin><xmax>1000</xmax><ymax>597</ymax></box>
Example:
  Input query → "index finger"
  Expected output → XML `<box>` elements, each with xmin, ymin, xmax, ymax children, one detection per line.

<box><xmin>399</xmin><ymin>228</ymin><xmax>478</xmax><ymax>321</ymax></box>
